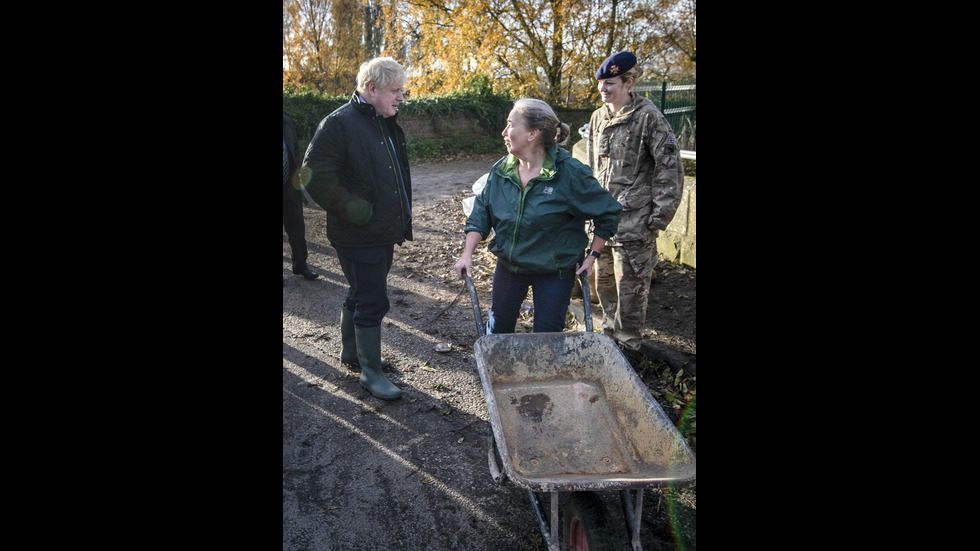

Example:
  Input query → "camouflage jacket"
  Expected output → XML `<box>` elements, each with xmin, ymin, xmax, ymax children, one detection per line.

<box><xmin>586</xmin><ymin>93</ymin><xmax>684</xmax><ymax>244</ymax></box>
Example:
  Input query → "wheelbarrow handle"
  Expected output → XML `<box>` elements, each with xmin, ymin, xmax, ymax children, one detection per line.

<box><xmin>463</xmin><ymin>272</ymin><xmax>485</xmax><ymax>337</ymax></box>
<box><xmin>465</xmin><ymin>272</ymin><xmax>594</xmax><ymax>335</ymax></box>
<box><xmin>578</xmin><ymin>271</ymin><xmax>594</xmax><ymax>333</ymax></box>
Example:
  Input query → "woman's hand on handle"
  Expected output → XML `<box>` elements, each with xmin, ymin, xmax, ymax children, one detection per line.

<box><xmin>575</xmin><ymin>256</ymin><xmax>597</xmax><ymax>277</ymax></box>
<box><xmin>455</xmin><ymin>231</ymin><xmax>483</xmax><ymax>279</ymax></box>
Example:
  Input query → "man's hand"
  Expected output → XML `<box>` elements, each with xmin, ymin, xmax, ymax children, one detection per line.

<box><xmin>345</xmin><ymin>197</ymin><xmax>373</xmax><ymax>225</ymax></box>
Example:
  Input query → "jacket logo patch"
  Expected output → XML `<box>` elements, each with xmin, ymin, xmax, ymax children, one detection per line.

<box><xmin>542</xmin><ymin>186</ymin><xmax>554</xmax><ymax>195</ymax></box>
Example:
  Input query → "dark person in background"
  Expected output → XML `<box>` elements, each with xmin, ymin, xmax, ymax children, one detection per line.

<box><xmin>284</xmin><ymin>114</ymin><xmax>318</xmax><ymax>282</ymax></box>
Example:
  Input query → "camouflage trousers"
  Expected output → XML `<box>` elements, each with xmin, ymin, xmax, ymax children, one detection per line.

<box><xmin>594</xmin><ymin>234</ymin><xmax>658</xmax><ymax>350</ymax></box>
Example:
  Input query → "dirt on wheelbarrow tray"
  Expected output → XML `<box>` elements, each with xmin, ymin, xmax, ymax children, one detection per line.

<box><xmin>283</xmin><ymin>154</ymin><xmax>695</xmax><ymax>551</ymax></box>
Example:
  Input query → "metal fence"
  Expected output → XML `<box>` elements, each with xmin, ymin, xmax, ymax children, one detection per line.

<box><xmin>634</xmin><ymin>81</ymin><xmax>696</xmax><ymax>153</ymax></box>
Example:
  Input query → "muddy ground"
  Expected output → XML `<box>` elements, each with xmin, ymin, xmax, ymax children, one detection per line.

<box><xmin>283</xmin><ymin>154</ymin><xmax>696</xmax><ymax>550</ymax></box>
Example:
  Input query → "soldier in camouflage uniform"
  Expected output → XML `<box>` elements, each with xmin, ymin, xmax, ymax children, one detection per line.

<box><xmin>585</xmin><ymin>52</ymin><xmax>684</xmax><ymax>350</ymax></box>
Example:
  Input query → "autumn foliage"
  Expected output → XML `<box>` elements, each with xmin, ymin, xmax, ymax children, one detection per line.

<box><xmin>283</xmin><ymin>0</ymin><xmax>695</xmax><ymax>108</ymax></box>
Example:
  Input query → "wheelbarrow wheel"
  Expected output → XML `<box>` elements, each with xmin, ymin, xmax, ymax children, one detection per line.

<box><xmin>561</xmin><ymin>492</ymin><xmax>616</xmax><ymax>551</ymax></box>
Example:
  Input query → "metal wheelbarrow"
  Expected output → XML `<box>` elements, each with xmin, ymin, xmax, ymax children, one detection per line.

<box><xmin>463</xmin><ymin>273</ymin><xmax>696</xmax><ymax>551</ymax></box>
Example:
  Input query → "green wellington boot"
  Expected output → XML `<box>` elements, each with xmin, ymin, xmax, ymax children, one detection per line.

<box><xmin>353</xmin><ymin>325</ymin><xmax>402</xmax><ymax>400</ymax></box>
<box><xmin>340</xmin><ymin>308</ymin><xmax>391</xmax><ymax>370</ymax></box>
<box><xmin>340</xmin><ymin>308</ymin><xmax>360</xmax><ymax>367</ymax></box>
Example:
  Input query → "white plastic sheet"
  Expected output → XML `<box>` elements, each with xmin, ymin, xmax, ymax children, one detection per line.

<box><xmin>462</xmin><ymin>173</ymin><xmax>489</xmax><ymax>217</ymax></box>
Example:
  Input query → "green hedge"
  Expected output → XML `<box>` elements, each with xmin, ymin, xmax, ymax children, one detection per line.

<box><xmin>284</xmin><ymin>90</ymin><xmax>695</xmax><ymax>169</ymax></box>
<box><xmin>406</xmin><ymin>136</ymin><xmax>507</xmax><ymax>160</ymax></box>
<box><xmin>282</xmin><ymin>91</ymin><xmax>349</xmax><ymax>145</ymax></box>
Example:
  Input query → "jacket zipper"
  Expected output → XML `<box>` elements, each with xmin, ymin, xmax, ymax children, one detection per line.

<box><xmin>505</xmin><ymin>161</ymin><xmax>557</xmax><ymax>270</ymax></box>
<box><xmin>507</xmin><ymin>175</ymin><xmax>530</xmax><ymax>267</ymax></box>
<box><xmin>376</xmin><ymin>117</ymin><xmax>407</xmax><ymax>224</ymax></box>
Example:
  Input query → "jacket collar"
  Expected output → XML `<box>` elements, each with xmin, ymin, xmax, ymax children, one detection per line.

<box><xmin>500</xmin><ymin>146</ymin><xmax>562</xmax><ymax>183</ymax></box>
<box><xmin>602</xmin><ymin>92</ymin><xmax>651</xmax><ymax>122</ymax></box>
<box><xmin>350</xmin><ymin>92</ymin><xmax>399</xmax><ymax>122</ymax></box>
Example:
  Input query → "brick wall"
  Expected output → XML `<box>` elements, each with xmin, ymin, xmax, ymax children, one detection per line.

<box><xmin>398</xmin><ymin>112</ymin><xmax>489</xmax><ymax>139</ymax></box>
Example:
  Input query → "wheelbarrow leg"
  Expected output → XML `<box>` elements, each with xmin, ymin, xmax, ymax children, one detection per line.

<box><xmin>527</xmin><ymin>490</ymin><xmax>561</xmax><ymax>551</ymax></box>
<box><xmin>619</xmin><ymin>489</ymin><xmax>645</xmax><ymax>551</ymax></box>
<box><xmin>550</xmin><ymin>492</ymin><xmax>560</xmax><ymax>551</ymax></box>
<box><xmin>487</xmin><ymin>425</ymin><xmax>506</xmax><ymax>485</ymax></box>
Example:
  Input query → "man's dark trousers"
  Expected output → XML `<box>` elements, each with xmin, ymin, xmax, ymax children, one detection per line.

<box><xmin>334</xmin><ymin>244</ymin><xmax>394</xmax><ymax>327</ymax></box>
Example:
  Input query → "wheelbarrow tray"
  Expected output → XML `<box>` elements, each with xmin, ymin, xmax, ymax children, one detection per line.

<box><xmin>474</xmin><ymin>331</ymin><xmax>696</xmax><ymax>492</ymax></box>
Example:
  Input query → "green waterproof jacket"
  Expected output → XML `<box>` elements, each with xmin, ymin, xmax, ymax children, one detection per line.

<box><xmin>465</xmin><ymin>146</ymin><xmax>621</xmax><ymax>274</ymax></box>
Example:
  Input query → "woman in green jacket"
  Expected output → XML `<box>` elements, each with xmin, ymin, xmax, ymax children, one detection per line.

<box><xmin>455</xmin><ymin>98</ymin><xmax>621</xmax><ymax>334</ymax></box>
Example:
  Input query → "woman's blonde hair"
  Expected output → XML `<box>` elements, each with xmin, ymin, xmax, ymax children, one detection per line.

<box><xmin>356</xmin><ymin>57</ymin><xmax>406</xmax><ymax>94</ymax></box>
<box><xmin>613</xmin><ymin>65</ymin><xmax>644</xmax><ymax>94</ymax></box>
<box><xmin>512</xmin><ymin>98</ymin><xmax>571</xmax><ymax>148</ymax></box>
<box><xmin>622</xmin><ymin>64</ymin><xmax>644</xmax><ymax>84</ymax></box>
